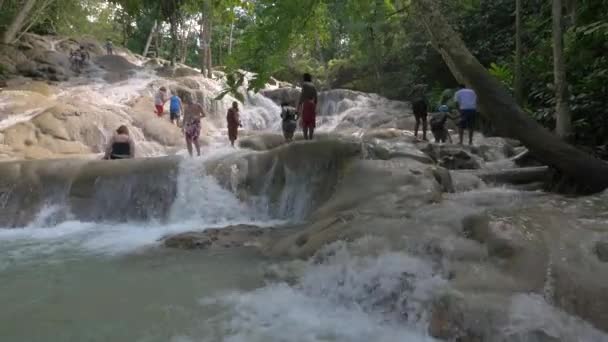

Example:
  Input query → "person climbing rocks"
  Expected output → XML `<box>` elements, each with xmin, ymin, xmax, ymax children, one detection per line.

<box><xmin>430</xmin><ymin>105</ymin><xmax>454</xmax><ymax>144</ymax></box>
<box><xmin>454</xmin><ymin>84</ymin><xmax>478</xmax><ymax>145</ymax></box>
<box><xmin>70</xmin><ymin>46</ymin><xmax>89</xmax><ymax>72</ymax></box>
<box><xmin>298</xmin><ymin>73</ymin><xmax>318</xmax><ymax>140</ymax></box>
<box><xmin>412</xmin><ymin>93</ymin><xmax>429</xmax><ymax>141</ymax></box>
<box><xmin>105</xmin><ymin>39</ymin><xmax>114</xmax><ymax>55</ymax></box>
<box><xmin>169</xmin><ymin>93</ymin><xmax>182</xmax><ymax>126</ymax></box>
<box><xmin>103</xmin><ymin>125</ymin><xmax>135</xmax><ymax>160</ymax></box>
<box><xmin>154</xmin><ymin>87</ymin><xmax>168</xmax><ymax>117</ymax></box>
<box><xmin>182</xmin><ymin>94</ymin><xmax>205</xmax><ymax>157</ymax></box>
<box><xmin>280</xmin><ymin>102</ymin><xmax>298</xmax><ymax>142</ymax></box>
<box><xmin>227</xmin><ymin>101</ymin><xmax>241</xmax><ymax>147</ymax></box>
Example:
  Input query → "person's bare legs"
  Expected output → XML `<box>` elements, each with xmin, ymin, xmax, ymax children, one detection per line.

<box><xmin>458</xmin><ymin>128</ymin><xmax>464</xmax><ymax>145</ymax></box>
<box><xmin>186</xmin><ymin>138</ymin><xmax>193</xmax><ymax>157</ymax></box>
<box><xmin>468</xmin><ymin>129</ymin><xmax>474</xmax><ymax>146</ymax></box>
<box><xmin>309</xmin><ymin>127</ymin><xmax>315</xmax><ymax>140</ymax></box>
<box><xmin>414</xmin><ymin>118</ymin><xmax>420</xmax><ymax>138</ymax></box>
<box><xmin>194</xmin><ymin>139</ymin><xmax>201</xmax><ymax>156</ymax></box>
<box><xmin>303</xmin><ymin>127</ymin><xmax>310</xmax><ymax>140</ymax></box>
<box><xmin>230</xmin><ymin>139</ymin><xmax>235</xmax><ymax>147</ymax></box>
<box><xmin>422</xmin><ymin>116</ymin><xmax>428</xmax><ymax>140</ymax></box>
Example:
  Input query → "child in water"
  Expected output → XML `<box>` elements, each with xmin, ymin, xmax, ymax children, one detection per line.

<box><xmin>280</xmin><ymin>102</ymin><xmax>298</xmax><ymax>142</ymax></box>
<box><xmin>429</xmin><ymin>105</ymin><xmax>454</xmax><ymax>144</ymax></box>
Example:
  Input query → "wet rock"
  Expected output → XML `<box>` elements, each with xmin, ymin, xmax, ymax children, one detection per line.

<box><xmin>95</xmin><ymin>55</ymin><xmax>138</xmax><ymax>73</ymax></box>
<box><xmin>261</xmin><ymin>87</ymin><xmax>300</xmax><ymax>106</ymax></box>
<box><xmin>422</xmin><ymin>144</ymin><xmax>481</xmax><ymax>170</ymax></box>
<box><xmin>594</xmin><ymin>240</ymin><xmax>608</xmax><ymax>262</ymax></box>
<box><xmin>177</xmin><ymin>77</ymin><xmax>200</xmax><ymax>90</ymax></box>
<box><xmin>174</xmin><ymin>67</ymin><xmax>201</xmax><ymax>77</ymax></box>
<box><xmin>432</xmin><ymin>167</ymin><xmax>455</xmax><ymax>193</ymax></box>
<box><xmin>461</xmin><ymin>214</ymin><xmax>490</xmax><ymax>243</ymax></box>
<box><xmin>164</xmin><ymin>225</ymin><xmax>275</xmax><ymax>250</ymax></box>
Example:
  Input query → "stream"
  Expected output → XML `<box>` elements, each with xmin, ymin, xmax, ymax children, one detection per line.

<box><xmin>1</xmin><ymin>60</ymin><xmax>607</xmax><ymax>342</ymax></box>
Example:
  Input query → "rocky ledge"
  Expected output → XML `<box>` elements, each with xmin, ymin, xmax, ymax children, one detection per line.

<box><xmin>163</xmin><ymin>224</ymin><xmax>279</xmax><ymax>250</ymax></box>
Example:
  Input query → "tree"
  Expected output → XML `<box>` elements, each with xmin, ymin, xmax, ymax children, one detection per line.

<box><xmin>552</xmin><ymin>0</ymin><xmax>572</xmax><ymax>138</ymax></box>
<box><xmin>3</xmin><ymin>0</ymin><xmax>43</xmax><ymax>44</ymax></box>
<box><xmin>514</xmin><ymin>0</ymin><xmax>523</xmax><ymax>105</ymax></box>
<box><xmin>410</xmin><ymin>0</ymin><xmax>608</xmax><ymax>193</ymax></box>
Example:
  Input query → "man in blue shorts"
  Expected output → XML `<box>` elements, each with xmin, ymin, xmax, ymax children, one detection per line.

<box><xmin>169</xmin><ymin>93</ymin><xmax>183</xmax><ymax>126</ymax></box>
<box><xmin>454</xmin><ymin>84</ymin><xmax>477</xmax><ymax>145</ymax></box>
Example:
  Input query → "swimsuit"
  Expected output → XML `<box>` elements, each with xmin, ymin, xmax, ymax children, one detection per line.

<box><xmin>110</xmin><ymin>142</ymin><xmax>131</xmax><ymax>159</ymax></box>
<box><xmin>185</xmin><ymin>119</ymin><xmax>201</xmax><ymax>141</ymax></box>
<box><xmin>301</xmin><ymin>100</ymin><xmax>316</xmax><ymax>129</ymax></box>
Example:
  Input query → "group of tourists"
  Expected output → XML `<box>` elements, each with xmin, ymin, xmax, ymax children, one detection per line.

<box><xmin>104</xmin><ymin>71</ymin><xmax>478</xmax><ymax>161</ymax></box>
<box><xmin>413</xmin><ymin>84</ymin><xmax>478</xmax><ymax>145</ymax></box>
<box><xmin>69</xmin><ymin>39</ymin><xmax>114</xmax><ymax>72</ymax></box>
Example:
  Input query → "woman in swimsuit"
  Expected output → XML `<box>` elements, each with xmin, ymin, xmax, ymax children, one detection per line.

<box><xmin>182</xmin><ymin>95</ymin><xmax>206</xmax><ymax>157</ymax></box>
<box><xmin>104</xmin><ymin>125</ymin><xmax>135</xmax><ymax>160</ymax></box>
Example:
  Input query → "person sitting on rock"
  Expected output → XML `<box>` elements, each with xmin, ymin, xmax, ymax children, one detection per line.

<box><xmin>78</xmin><ymin>46</ymin><xmax>89</xmax><ymax>64</ymax></box>
<box><xmin>297</xmin><ymin>73</ymin><xmax>318</xmax><ymax>140</ymax></box>
<box><xmin>105</xmin><ymin>39</ymin><xmax>113</xmax><ymax>55</ymax></box>
<box><xmin>154</xmin><ymin>87</ymin><xmax>168</xmax><ymax>117</ymax></box>
<box><xmin>104</xmin><ymin>125</ymin><xmax>135</xmax><ymax>160</ymax></box>
<box><xmin>280</xmin><ymin>102</ymin><xmax>298</xmax><ymax>142</ymax></box>
<box><xmin>430</xmin><ymin>105</ymin><xmax>454</xmax><ymax>144</ymax></box>
<box><xmin>227</xmin><ymin>101</ymin><xmax>241</xmax><ymax>147</ymax></box>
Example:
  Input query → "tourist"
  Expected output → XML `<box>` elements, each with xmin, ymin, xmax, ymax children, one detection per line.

<box><xmin>182</xmin><ymin>95</ymin><xmax>205</xmax><ymax>157</ymax></box>
<box><xmin>169</xmin><ymin>93</ymin><xmax>182</xmax><ymax>126</ymax></box>
<box><xmin>298</xmin><ymin>73</ymin><xmax>318</xmax><ymax>140</ymax></box>
<box><xmin>105</xmin><ymin>39</ymin><xmax>113</xmax><ymax>55</ymax></box>
<box><xmin>412</xmin><ymin>94</ymin><xmax>429</xmax><ymax>141</ymax></box>
<box><xmin>227</xmin><ymin>101</ymin><xmax>241</xmax><ymax>147</ymax></box>
<box><xmin>454</xmin><ymin>84</ymin><xmax>478</xmax><ymax>145</ymax></box>
<box><xmin>430</xmin><ymin>105</ymin><xmax>453</xmax><ymax>144</ymax></box>
<box><xmin>280</xmin><ymin>102</ymin><xmax>298</xmax><ymax>142</ymax></box>
<box><xmin>154</xmin><ymin>86</ymin><xmax>168</xmax><ymax>117</ymax></box>
<box><xmin>104</xmin><ymin>125</ymin><xmax>135</xmax><ymax>160</ymax></box>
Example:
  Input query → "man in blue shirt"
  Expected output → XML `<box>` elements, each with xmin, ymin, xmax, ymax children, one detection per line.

<box><xmin>169</xmin><ymin>94</ymin><xmax>183</xmax><ymax>126</ymax></box>
<box><xmin>454</xmin><ymin>84</ymin><xmax>478</xmax><ymax>145</ymax></box>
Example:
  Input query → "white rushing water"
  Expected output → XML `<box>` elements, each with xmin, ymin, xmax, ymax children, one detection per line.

<box><xmin>2</xmin><ymin>63</ymin><xmax>608</xmax><ymax>341</ymax></box>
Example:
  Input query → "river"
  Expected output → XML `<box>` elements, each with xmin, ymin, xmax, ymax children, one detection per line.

<box><xmin>1</xmin><ymin>62</ymin><xmax>607</xmax><ymax>342</ymax></box>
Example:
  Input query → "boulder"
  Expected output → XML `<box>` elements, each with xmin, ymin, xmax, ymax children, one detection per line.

<box><xmin>261</xmin><ymin>87</ymin><xmax>301</xmax><ymax>106</ymax></box>
<box><xmin>422</xmin><ymin>144</ymin><xmax>482</xmax><ymax>170</ymax></box>
<box><xmin>164</xmin><ymin>225</ymin><xmax>277</xmax><ymax>250</ymax></box>
<box><xmin>595</xmin><ymin>240</ymin><xmax>608</xmax><ymax>262</ymax></box>
<box><xmin>95</xmin><ymin>55</ymin><xmax>139</xmax><ymax>73</ymax></box>
<box><xmin>174</xmin><ymin>67</ymin><xmax>200</xmax><ymax>77</ymax></box>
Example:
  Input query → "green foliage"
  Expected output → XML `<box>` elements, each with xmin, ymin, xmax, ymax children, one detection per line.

<box><xmin>488</xmin><ymin>62</ymin><xmax>513</xmax><ymax>89</ymax></box>
<box><xmin>215</xmin><ymin>70</ymin><xmax>245</xmax><ymax>102</ymax></box>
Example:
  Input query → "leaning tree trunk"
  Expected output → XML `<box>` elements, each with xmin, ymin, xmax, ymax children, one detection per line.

<box><xmin>3</xmin><ymin>0</ymin><xmax>38</xmax><ymax>44</ymax></box>
<box><xmin>411</xmin><ymin>0</ymin><xmax>608</xmax><ymax>193</ymax></box>
<box><xmin>206</xmin><ymin>16</ymin><xmax>212</xmax><ymax>78</ymax></box>
<box><xmin>143</xmin><ymin>20</ymin><xmax>157</xmax><ymax>57</ymax></box>
<box><xmin>552</xmin><ymin>0</ymin><xmax>572</xmax><ymax>138</ymax></box>
<box><xmin>514</xmin><ymin>0</ymin><xmax>524</xmax><ymax>105</ymax></box>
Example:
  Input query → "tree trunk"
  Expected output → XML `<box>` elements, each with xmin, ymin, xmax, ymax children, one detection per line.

<box><xmin>3</xmin><ymin>0</ymin><xmax>38</xmax><ymax>44</ymax></box>
<box><xmin>514</xmin><ymin>0</ymin><xmax>524</xmax><ymax>105</ymax></box>
<box><xmin>169</xmin><ymin>13</ymin><xmax>179</xmax><ymax>66</ymax></box>
<box><xmin>143</xmin><ymin>20</ymin><xmax>157</xmax><ymax>57</ymax></box>
<box><xmin>205</xmin><ymin>3</ymin><xmax>213</xmax><ymax>78</ymax></box>
<box><xmin>411</xmin><ymin>0</ymin><xmax>608</xmax><ymax>193</ymax></box>
<box><xmin>228</xmin><ymin>20</ymin><xmax>234</xmax><ymax>55</ymax></box>
<box><xmin>199</xmin><ymin>15</ymin><xmax>207</xmax><ymax>75</ymax></box>
<box><xmin>552</xmin><ymin>0</ymin><xmax>572</xmax><ymax>138</ymax></box>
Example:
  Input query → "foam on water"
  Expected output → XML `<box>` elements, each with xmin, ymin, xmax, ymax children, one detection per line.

<box><xmin>201</xmin><ymin>239</ymin><xmax>443</xmax><ymax>342</ymax></box>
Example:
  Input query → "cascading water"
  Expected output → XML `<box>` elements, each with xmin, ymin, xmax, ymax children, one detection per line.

<box><xmin>2</xmin><ymin>54</ymin><xmax>608</xmax><ymax>342</ymax></box>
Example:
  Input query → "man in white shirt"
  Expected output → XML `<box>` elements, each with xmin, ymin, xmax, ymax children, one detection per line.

<box><xmin>454</xmin><ymin>84</ymin><xmax>478</xmax><ymax>145</ymax></box>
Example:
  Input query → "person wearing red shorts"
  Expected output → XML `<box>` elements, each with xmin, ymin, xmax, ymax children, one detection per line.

<box><xmin>154</xmin><ymin>86</ymin><xmax>168</xmax><ymax>117</ymax></box>
<box><xmin>297</xmin><ymin>73</ymin><xmax>318</xmax><ymax>140</ymax></box>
